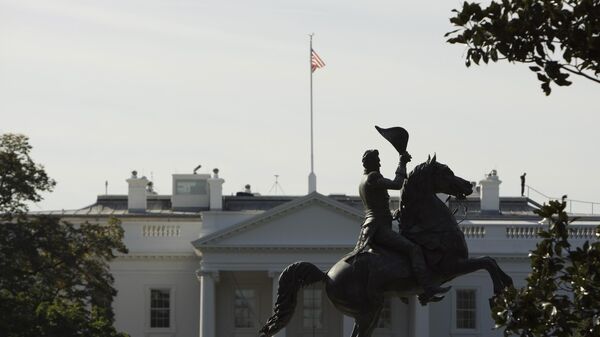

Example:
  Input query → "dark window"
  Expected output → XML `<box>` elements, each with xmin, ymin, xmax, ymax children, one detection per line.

<box><xmin>234</xmin><ymin>289</ymin><xmax>256</xmax><ymax>328</ymax></box>
<box><xmin>456</xmin><ymin>289</ymin><xmax>476</xmax><ymax>329</ymax></box>
<box><xmin>150</xmin><ymin>289</ymin><xmax>170</xmax><ymax>328</ymax></box>
<box><xmin>303</xmin><ymin>288</ymin><xmax>323</xmax><ymax>329</ymax></box>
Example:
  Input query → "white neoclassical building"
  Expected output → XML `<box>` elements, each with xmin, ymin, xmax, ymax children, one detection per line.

<box><xmin>46</xmin><ymin>169</ymin><xmax>599</xmax><ymax>337</ymax></box>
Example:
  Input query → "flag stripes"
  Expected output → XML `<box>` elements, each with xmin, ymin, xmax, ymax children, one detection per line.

<box><xmin>311</xmin><ymin>49</ymin><xmax>325</xmax><ymax>72</ymax></box>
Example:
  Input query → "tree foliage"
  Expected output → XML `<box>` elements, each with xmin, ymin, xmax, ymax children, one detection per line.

<box><xmin>447</xmin><ymin>0</ymin><xmax>600</xmax><ymax>95</ymax></box>
<box><xmin>0</xmin><ymin>134</ymin><xmax>55</xmax><ymax>217</ymax></box>
<box><xmin>0</xmin><ymin>133</ymin><xmax>129</xmax><ymax>337</ymax></box>
<box><xmin>491</xmin><ymin>197</ymin><xmax>600</xmax><ymax>336</ymax></box>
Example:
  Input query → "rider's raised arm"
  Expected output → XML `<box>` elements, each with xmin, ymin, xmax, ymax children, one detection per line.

<box><xmin>366</xmin><ymin>164</ymin><xmax>406</xmax><ymax>190</ymax></box>
<box><xmin>367</xmin><ymin>152</ymin><xmax>411</xmax><ymax>190</ymax></box>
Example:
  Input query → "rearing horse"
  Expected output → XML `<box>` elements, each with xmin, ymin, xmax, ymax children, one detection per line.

<box><xmin>259</xmin><ymin>156</ymin><xmax>513</xmax><ymax>337</ymax></box>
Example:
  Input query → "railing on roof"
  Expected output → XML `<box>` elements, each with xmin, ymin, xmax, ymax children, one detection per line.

<box><xmin>459</xmin><ymin>223</ymin><xmax>598</xmax><ymax>241</ymax></box>
<box><xmin>525</xmin><ymin>185</ymin><xmax>599</xmax><ymax>215</ymax></box>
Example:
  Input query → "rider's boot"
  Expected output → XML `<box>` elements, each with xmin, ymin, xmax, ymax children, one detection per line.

<box><xmin>408</xmin><ymin>245</ymin><xmax>451</xmax><ymax>305</ymax></box>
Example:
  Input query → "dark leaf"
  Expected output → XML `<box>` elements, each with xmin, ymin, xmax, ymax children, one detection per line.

<box><xmin>491</xmin><ymin>48</ymin><xmax>498</xmax><ymax>61</ymax></box>
<box><xmin>472</xmin><ymin>51</ymin><xmax>481</xmax><ymax>65</ymax></box>
<box><xmin>445</xmin><ymin>29</ymin><xmax>461</xmax><ymax>37</ymax></box>
<box><xmin>542</xmin><ymin>81</ymin><xmax>551</xmax><ymax>95</ymax></box>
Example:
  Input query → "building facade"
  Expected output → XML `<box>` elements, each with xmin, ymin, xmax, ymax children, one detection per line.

<box><xmin>47</xmin><ymin>169</ymin><xmax>599</xmax><ymax>337</ymax></box>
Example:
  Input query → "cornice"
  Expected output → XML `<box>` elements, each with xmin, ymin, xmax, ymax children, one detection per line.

<box><xmin>196</xmin><ymin>245</ymin><xmax>354</xmax><ymax>253</ymax></box>
<box><xmin>115</xmin><ymin>253</ymin><xmax>196</xmax><ymax>261</ymax></box>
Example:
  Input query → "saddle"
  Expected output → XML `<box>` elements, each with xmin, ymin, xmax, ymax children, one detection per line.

<box><xmin>343</xmin><ymin>243</ymin><xmax>414</xmax><ymax>279</ymax></box>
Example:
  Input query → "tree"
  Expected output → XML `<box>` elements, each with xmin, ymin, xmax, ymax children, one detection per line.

<box><xmin>446</xmin><ymin>0</ymin><xmax>600</xmax><ymax>95</ymax></box>
<box><xmin>491</xmin><ymin>197</ymin><xmax>600</xmax><ymax>337</ymax></box>
<box><xmin>0</xmin><ymin>133</ymin><xmax>129</xmax><ymax>337</ymax></box>
<box><xmin>0</xmin><ymin>134</ymin><xmax>55</xmax><ymax>217</ymax></box>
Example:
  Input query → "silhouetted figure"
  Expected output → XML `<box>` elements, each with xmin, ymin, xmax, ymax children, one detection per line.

<box><xmin>520</xmin><ymin>172</ymin><xmax>527</xmax><ymax>196</ymax></box>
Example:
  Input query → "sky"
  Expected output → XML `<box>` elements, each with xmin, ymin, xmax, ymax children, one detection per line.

<box><xmin>1</xmin><ymin>0</ymin><xmax>598</xmax><ymax>213</ymax></box>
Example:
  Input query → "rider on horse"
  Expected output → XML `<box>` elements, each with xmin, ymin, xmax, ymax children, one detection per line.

<box><xmin>354</xmin><ymin>147</ymin><xmax>450</xmax><ymax>305</ymax></box>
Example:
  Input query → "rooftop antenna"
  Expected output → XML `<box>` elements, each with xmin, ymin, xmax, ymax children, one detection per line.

<box><xmin>269</xmin><ymin>174</ymin><xmax>285</xmax><ymax>195</ymax></box>
<box><xmin>193</xmin><ymin>164</ymin><xmax>202</xmax><ymax>174</ymax></box>
<box><xmin>105</xmin><ymin>180</ymin><xmax>108</xmax><ymax>195</ymax></box>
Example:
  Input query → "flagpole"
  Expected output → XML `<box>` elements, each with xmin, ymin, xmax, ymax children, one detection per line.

<box><xmin>308</xmin><ymin>33</ymin><xmax>317</xmax><ymax>193</ymax></box>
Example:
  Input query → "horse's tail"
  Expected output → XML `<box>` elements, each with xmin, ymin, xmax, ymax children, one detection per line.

<box><xmin>259</xmin><ymin>262</ymin><xmax>327</xmax><ymax>337</ymax></box>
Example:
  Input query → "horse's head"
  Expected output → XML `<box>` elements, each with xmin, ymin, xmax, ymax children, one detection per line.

<box><xmin>403</xmin><ymin>154</ymin><xmax>473</xmax><ymax>202</ymax></box>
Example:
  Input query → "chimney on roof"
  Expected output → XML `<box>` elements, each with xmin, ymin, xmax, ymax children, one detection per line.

<box><xmin>479</xmin><ymin>169</ymin><xmax>502</xmax><ymax>213</ymax></box>
<box><xmin>207</xmin><ymin>168</ymin><xmax>225</xmax><ymax>210</ymax></box>
<box><xmin>127</xmin><ymin>170</ymin><xmax>148</xmax><ymax>212</ymax></box>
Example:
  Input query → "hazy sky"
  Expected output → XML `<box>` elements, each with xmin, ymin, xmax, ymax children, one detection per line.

<box><xmin>1</xmin><ymin>0</ymin><xmax>598</xmax><ymax>213</ymax></box>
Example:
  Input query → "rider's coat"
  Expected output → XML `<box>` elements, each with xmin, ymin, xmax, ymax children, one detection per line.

<box><xmin>354</xmin><ymin>164</ymin><xmax>407</xmax><ymax>253</ymax></box>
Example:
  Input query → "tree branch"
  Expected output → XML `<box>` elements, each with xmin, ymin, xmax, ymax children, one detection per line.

<box><xmin>560</xmin><ymin>65</ymin><xmax>600</xmax><ymax>84</ymax></box>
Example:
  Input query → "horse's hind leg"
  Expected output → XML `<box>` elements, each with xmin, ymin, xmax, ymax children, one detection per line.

<box><xmin>353</xmin><ymin>306</ymin><xmax>382</xmax><ymax>337</ymax></box>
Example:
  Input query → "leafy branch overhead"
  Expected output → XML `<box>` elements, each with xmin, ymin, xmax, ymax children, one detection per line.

<box><xmin>447</xmin><ymin>0</ymin><xmax>600</xmax><ymax>95</ymax></box>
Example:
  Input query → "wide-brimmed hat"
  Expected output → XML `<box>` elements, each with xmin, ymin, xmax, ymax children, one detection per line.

<box><xmin>375</xmin><ymin>125</ymin><xmax>409</xmax><ymax>154</ymax></box>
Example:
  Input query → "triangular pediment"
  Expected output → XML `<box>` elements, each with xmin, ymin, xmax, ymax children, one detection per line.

<box><xmin>192</xmin><ymin>192</ymin><xmax>363</xmax><ymax>248</ymax></box>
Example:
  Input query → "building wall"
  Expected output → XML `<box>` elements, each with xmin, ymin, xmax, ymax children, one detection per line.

<box><xmin>111</xmin><ymin>258</ymin><xmax>200</xmax><ymax>337</ymax></box>
<box><xmin>74</xmin><ymin>195</ymin><xmax>598</xmax><ymax>337</ymax></box>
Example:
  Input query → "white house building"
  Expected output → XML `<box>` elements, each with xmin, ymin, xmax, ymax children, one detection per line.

<box><xmin>45</xmin><ymin>168</ymin><xmax>599</xmax><ymax>337</ymax></box>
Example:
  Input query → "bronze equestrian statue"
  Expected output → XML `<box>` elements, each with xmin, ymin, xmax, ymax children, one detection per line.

<box><xmin>259</xmin><ymin>126</ymin><xmax>513</xmax><ymax>337</ymax></box>
<box><xmin>354</xmin><ymin>125</ymin><xmax>449</xmax><ymax>305</ymax></box>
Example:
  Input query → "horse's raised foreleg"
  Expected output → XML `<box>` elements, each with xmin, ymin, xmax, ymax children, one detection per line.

<box><xmin>489</xmin><ymin>257</ymin><xmax>514</xmax><ymax>288</ymax></box>
<box><xmin>446</xmin><ymin>256</ymin><xmax>508</xmax><ymax>294</ymax></box>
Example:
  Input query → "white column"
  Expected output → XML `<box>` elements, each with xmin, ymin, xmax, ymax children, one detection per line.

<box><xmin>408</xmin><ymin>295</ymin><xmax>429</xmax><ymax>337</ymax></box>
<box><xmin>268</xmin><ymin>271</ymin><xmax>286</xmax><ymax>337</ymax></box>
<box><xmin>197</xmin><ymin>270</ymin><xmax>219</xmax><ymax>337</ymax></box>
<box><xmin>342</xmin><ymin>315</ymin><xmax>355</xmax><ymax>337</ymax></box>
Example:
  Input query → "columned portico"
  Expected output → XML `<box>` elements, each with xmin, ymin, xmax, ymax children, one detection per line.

<box><xmin>197</xmin><ymin>270</ymin><xmax>219</xmax><ymax>337</ymax></box>
<box><xmin>192</xmin><ymin>193</ymin><xmax>366</xmax><ymax>337</ymax></box>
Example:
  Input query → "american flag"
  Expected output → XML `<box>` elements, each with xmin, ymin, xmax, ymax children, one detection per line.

<box><xmin>311</xmin><ymin>49</ymin><xmax>325</xmax><ymax>72</ymax></box>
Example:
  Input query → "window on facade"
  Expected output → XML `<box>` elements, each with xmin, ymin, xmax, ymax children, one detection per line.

<box><xmin>175</xmin><ymin>179</ymin><xmax>207</xmax><ymax>195</ymax></box>
<box><xmin>303</xmin><ymin>288</ymin><xmax>323</xmax><ymax>329</ymax></box>
<box><xmin>456</xmin><ymin>289</ymin><xmax>477</xmax><ymax>329</ymax></box>
<box><xmin>376</xmin><ymin>298</ymin><xmax>392</xmax><ymax>329</ymax></box>
<box><xmin>150</xmin><ymin>289</ymin><xmax>170</xmax><ymax>328</ymax></box>
<box><xmin>234</xmin><ymin>289</ymin><xmax>256</xmax><ymax>328</ymax></box>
